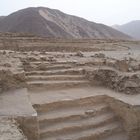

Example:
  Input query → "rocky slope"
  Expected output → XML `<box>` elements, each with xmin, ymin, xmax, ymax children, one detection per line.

<box><xmin>112</xmin><ymin>20</ymin><xmax>140</xmax><ymax>39</ymax></box>
<box><xmin>0</xmin><ymin>16</ymin><xmax>5</xmax><ymax>21</ymax></box>
<box><xmin>0</xmin><ymin>7</ymin><xmax>131</xmax><ymax>39</ymax></box>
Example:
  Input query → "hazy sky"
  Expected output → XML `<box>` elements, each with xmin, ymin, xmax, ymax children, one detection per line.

<box><xmin>0</xmin><ymin>0</ymin><xmax>140</xmax><ymax>25</ymax></box>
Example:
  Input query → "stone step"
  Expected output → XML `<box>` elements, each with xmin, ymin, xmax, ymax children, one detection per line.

<box><xmin>26</xmin><ymin>64</ymin><xmax>73</xmax><ymax>71</ymax></box>
<box><xmin>27</xmin><ymin>80</ymin><xmax>90</xmax><ymax>90</ymax></box>
<box><xmin>26</xmin><ymin>68</ymin><xmax>84</xmax><ymax>76</ymax></box>
<box><xmin>34</xmin><ymin>96</ymin><xmax>106</xmax><ymax>114</ymax></box>
<box><xmin>39</xmin><ymin>64</ymin><xmax>73</xmax><ymax>71</ymax></box>
<box><xmin>102</xmin><ymin>132</ymin><xmax>129</xmax><ymax>140</ymax></box>
<box><xmin>25</xmin><ymin>61</ymin><xmax>50</xmax><ymax>65</ymax></box>
<box><xmin>26</xmin><ymin>75</ymin><xmax>86</xmax><ymax>81</ymax></box>
<box><xmin>41</xmin><ymin>121</ymin><xmax>122</xmax><ymax>140</ymax></box>
<box><xmin>40</xmin><ymin>111</ymin><xmax>110</xmax><ymax>130</ymax></box>
<box><xmin>29</xmin><ymin>61</ymin><xmax>77</xmax><ymax>65</ymax></box>
<box><xmin>38</xmin><ymin>103</ymin><xmax>109</xmax><ymax>125</ymax></box>
<box><xmin>40</xmin><ymin>112</ymin><xmax>116</xmax><ymax>138</ymax></box>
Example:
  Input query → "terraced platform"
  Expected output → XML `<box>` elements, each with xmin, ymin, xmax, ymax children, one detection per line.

<box><xmin>22</xmin><ymin>56</ymin><xmax>132</xmax><ymax>140</ymax></box>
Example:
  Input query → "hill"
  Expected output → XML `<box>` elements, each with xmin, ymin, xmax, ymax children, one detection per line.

<box><xmin>112</xmin><ymin>20</ymin><xmax>140</xmax><ymax>39</ymax></box>
<box><xmin>0</xmin><ymin>7</ymin><xmax>131</xmax><ymax>39</ymax></box>
<box><xmin>0</xmin><ymin>16</ymin><xmax>5</xmax><ymax>21</ymax></box>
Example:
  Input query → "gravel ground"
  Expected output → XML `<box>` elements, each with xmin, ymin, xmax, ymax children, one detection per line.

<box><xmin>0</xmin><ymin>117</ymin><xmax>27</xmax><ymax>140</ymax></box>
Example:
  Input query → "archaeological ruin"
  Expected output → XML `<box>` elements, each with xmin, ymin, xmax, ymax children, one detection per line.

<box><xmin>0</xmin><ymin>33</ymin><xmax>140</xmax><ymax>140</ymax></box>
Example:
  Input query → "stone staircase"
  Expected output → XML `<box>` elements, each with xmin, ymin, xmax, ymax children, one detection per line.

<box><xmin>33</xmin><ymin>97</ymin><xmax>128</xmax><ymax>140</ymax></box>
<box><xmin>23</xmin><ymin>58</ymin><xmax>129</xmax><ymax>140</ymax></box>
<box><xmin>25</xmin><ymin>60</ymin><xmax>90</xmax><ymax>90</ymax></box>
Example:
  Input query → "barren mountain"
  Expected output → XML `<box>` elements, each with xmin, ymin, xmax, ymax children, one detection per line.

<box><xmin>112</xmin><ymin>20</ymin><xmax>140</xmax><ymax>39</ymax></box>
<box><xmin>0</xmin><ymin>16</ymin><xmax>5</xmax><ymax>21</ymax></box>
<box><xmin>0</xmin><ymin>7</ymin><xmax>131</xmax><ymax>39</ymax></box>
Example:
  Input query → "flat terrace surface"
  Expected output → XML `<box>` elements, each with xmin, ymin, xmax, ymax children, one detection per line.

<box><xmin>0</xmin><ymin>88</ymin><xmax>36</xmax><ymax>116</ymax></box>
<box><xmin>29</xmin><ymin>86</ymin><xmax>140</xmax><ymax>106</ymax></box>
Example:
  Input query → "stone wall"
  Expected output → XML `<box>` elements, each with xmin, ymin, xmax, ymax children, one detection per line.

<box><xmin>85</xmin><ymin>68</ymin><xmax>140</xmax><ymax>94</ymax></box>
<box><xmin>16</xmin><ymin>116</ymin><xmax>39</xmax><ymax>140</ymax></box>
<box><xmin>0</xmin><ymin>70</ymin><xmax>26</xmax><ymax>92</ymax></box>
<box><xmin>0</xmin><ymin>52</ymin><xmax>26</xmax><ymax>93</ymax></box>
<box><xmin>105</xmin><ymin>96</ymin><xmax>140</xmax><ymax>140</ymax></box>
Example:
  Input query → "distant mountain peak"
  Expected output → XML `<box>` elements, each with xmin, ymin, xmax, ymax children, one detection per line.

<box><xmin>112</xmin><ymin>20</ymin><xmax>140</xmax><ymax>39</ymax></box>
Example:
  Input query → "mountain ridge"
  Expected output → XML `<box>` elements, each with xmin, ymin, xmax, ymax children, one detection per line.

<box><xmin>112</xmin><ymin>20</ymin><xmax>140</xmax><ymax>39</ymax></box>
<box><xmin>0</xmin><ymin>7</ymin><xmax>132</xmax><ymax>39</ymax></box>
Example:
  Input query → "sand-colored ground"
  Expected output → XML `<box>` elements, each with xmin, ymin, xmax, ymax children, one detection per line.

<box><xmin>0</xmin><ymin>38</ymin><xmax>140</xmax><ymax>140</ymax></box>
<box><xmin>0</xmin><ymin>117</ymin><xmax>27</xmax><ymax>140</ymax></box>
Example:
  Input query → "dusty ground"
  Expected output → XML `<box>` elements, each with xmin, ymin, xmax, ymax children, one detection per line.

<box><xmin>0</xmin><ymin>117</ymin><xmax>27</xmax><ymax>140</ymax></box>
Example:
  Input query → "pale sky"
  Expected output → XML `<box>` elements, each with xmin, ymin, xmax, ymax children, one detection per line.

<box><xmin>0</xmin><ymin>0</ymin><xmax>140</xmax><ymax>25</ymax></box>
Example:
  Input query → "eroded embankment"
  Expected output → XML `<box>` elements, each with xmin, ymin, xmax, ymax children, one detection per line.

<box><xmin>0</xmin><ymin>51</ymin><xmax>26</xmax><ymax>93</ymax></box>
